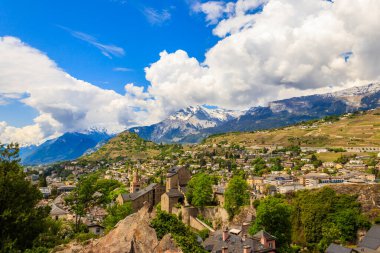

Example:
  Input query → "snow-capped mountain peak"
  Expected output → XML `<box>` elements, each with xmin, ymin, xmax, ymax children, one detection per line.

<box><xmin>130</xmin><ymin>105</ymin><xmax>243</xmax><ymax>143</ymax></box>
<box><xmin>168</xmin><ymin>105</ymin><xmax>242</xmax><ymax>128</ymax></box>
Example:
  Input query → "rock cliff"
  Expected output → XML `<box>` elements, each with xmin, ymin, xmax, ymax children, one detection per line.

<box><xmin>54</xmin><ymin>203</ymin><xmax>182</xmax><ymax>253</ymax></box>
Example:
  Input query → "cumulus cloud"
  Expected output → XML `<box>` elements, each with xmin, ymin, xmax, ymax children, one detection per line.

<box><xmin>142</xmin><ymin>0</ymin><xmax>380</xmax><ymax>110</ymax></box>
<box><xmin>0</xmin><ymin>36</ymin><xmax>159</xmax><ymax>145</ymax></box>
<box><xmin>1</xmin><ymin>0</ymin><xmax>380</xmax><ymax>145</ymax></box>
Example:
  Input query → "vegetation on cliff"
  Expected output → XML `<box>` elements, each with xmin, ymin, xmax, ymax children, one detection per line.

<box><xmin>151</xmin><ymin>208</ymin><xmax>207</xmax><ymax>253</ymax></box>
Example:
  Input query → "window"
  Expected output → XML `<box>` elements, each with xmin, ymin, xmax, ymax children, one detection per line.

<box><xmin>96</xmin><ymin>227</ymin><xmax>100</xmax><ymax>233</ymax></box>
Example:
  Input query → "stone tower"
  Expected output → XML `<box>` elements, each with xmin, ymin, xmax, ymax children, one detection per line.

<box><xmin>130</xmin><ymin>169</ymin><xmax>140</xmax><ymax>193</ymax></box>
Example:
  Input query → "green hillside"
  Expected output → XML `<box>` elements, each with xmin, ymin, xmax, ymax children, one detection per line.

<box><xmin>203</xmin><ymin>109</ymin><xmax>380</xmax><ymax>148</ymax></box>
<box><xmin>81</xmin><ymin>131</ymin><xmax>161</xmax><ymax>162</ymax></box>
<box><xmin>81</xmin><ymin>131</ymin><xmax>184</xmax><ymax>163</ymax></box>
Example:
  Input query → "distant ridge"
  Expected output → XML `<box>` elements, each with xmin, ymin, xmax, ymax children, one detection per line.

<box><xmin>131</xmin><ymin>83</ymin><xmax>380</xmax><ymax>143</ymax></box>
<box><xmin>20</xmin><ymin>130</ymin><xmax>113</xmax><ymax>165</ymax></box>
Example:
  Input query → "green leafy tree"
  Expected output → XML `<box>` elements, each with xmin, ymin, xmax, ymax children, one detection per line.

<box><xmin>291</xmin><ymin>187</ymin><xmax>370</xmax><ymax>251</ymax></box>
<box><xmin>249</xmin><ymin>196</ymin><xmax>292</xmax><ymax>247</ymax></box>
<box><xmin>0</xmin><ymin>143</ymin><xmax>50</xmax><ymax>251</ymax></box>
<box><xmin>103</xmin><ymin>202</ymin><xmax>133</xmax><ymax>230</ymax></box>
<box><xmin>186</xmin><ymin>173</ymin><xmax>213</xmax><ymax>207</ymax></box>
<box><xmin>270</xmin><ymin>157</ymin><xmax>284</xmax><ymax>171</ymax></box>
<box><xmin>38</xmin><ymin>175</ymin><xmax>47</xmax><ymax>187</ymax></box>
<box><xmin>151</xmin><ymin>209</ymin><xmax>206</xmax><ymax>253</ymax></box>
<box><xmin>65</xmin><ymin>174</ymin><xmax>98</xmax><ymax>231</ymax></box>
<box><xmin>224</xmin><ymin>176</ymin><xmax>249</xmax><ymax>219</ymax></box>
<box><xmin>310</xmin><ymin>154</ymin><xmax>322</xmax><ymax>168</ymax></box>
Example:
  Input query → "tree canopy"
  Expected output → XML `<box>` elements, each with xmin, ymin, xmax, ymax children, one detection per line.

<box><xmin>290</xmin><ymin>187</ymin><xmax>370</xmax><ymax>251</ymax></box>
<box><xmin>0</xmin><ymin>144</ymin><xmax>50</xmax><ymax>252</ymax></box>
<box><xmin>151</xmin><ymin>208</ymin><xmax>206</xmax><ymax>253</ymax></box>
<box><xmin>224</xmin><ymin>175</ymin><xmax>249</xmax><ymax>218</ymax></box>
<box><xmin>249</xmin><ymin>196</ymin><xmax>292</xmax><ymax>248</ymax></box>
<box><xmin>186</xmin><ymin>173</ymin><xmax>213</xmax><ymax>207</ymax></box>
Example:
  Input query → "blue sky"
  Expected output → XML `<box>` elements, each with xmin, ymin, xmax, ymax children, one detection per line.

<box><xmin>1</xmin><ymin>0</ymin><xmax>379</xmax><ymax>145</ymax></box>
<box><xmin>0</xmin><ymin>0</ymin><xmax>219</xmax><ymax>127</ymax></box>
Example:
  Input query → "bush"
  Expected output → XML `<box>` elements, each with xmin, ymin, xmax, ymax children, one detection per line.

<box><xmin>151</xmin><ymin>210</ymin><xmax>206</xmax><ymax>253</ymax></box>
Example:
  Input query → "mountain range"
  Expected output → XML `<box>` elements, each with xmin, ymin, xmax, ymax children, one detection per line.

<box><xmin>20</xmin><ymin>83</ymin><xmax>380</xmax><ymax>165</ymax></box>
<box><xmin>131</xmin><ymin>83</ymin><xmax>380</xmax><ymax>143</ymax></box>
<box><xmin>20</xmin><ymin>130</ymin><xmax>113</xmax><ymax>165</ymax></box>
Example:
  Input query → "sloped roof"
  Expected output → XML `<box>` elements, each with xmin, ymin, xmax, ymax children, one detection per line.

<box><xmin>121</xmin><ymin>183</ymin><xmax>157</xmax><ymax>201</ymax></box>
<box><xmin>326</xmin><ymin>243</ymin><xmax>356</xmax><ymax>253</ymax></box>
<box><xmin>358</xmin><ymin>225</ymin><xmax>380</xmax><ymax>250</ymax></box>
<box><xmin>166</xmin><ymin>189</ymin><xmax>184</xmax><ymax>198</ymax></box>
<box><xmin>253</xmin><ymin>231</ymin><xmax>277</xmax><ymax>241</ymax></box>
<box><xmin>50</xmin><ymin>203</ymin><xmax>69</xmax><ymax>216</ymax></box>
<box><xmin>203</xmin><ymin>230</ymin><xmax>274</xmax><ymax>253</ymax></box>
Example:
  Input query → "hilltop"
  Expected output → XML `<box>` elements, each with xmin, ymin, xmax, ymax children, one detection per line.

<box><xmin>203</xmin><ymin>108</ymin><xmax>380</xmax><ymax>148</ymax></box>
<box><xmin>81</xmin><ymin>132</ymin><xmax>161</xmax><ymax>162</ymax></box>
<box><xmin>80</xmin><ymin>131</ymin><xmax>183</xmax><ymax>163</ymax></box>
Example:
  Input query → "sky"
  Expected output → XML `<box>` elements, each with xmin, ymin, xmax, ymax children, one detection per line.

<box><xmin>1</xmin><ymin>0</ymin><xmax>380</xmax><ymax>145</ymax></box>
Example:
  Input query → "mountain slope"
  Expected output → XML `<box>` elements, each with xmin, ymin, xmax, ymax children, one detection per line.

<box><xmin>198</xmin><ymin>83</ymin><xmax>380</xmax><ymax>137</ymax></box>
<box><xmin>81</xmin><ymin>131</ymin><xmax>162</xmax><ymax>162</ymax></box>
<box><xmin>204</xmin><ymin>108</ymin><xmax>380</xmax><ymax>148</ymax></box>
<box><xmin>20</xmin><ymin>131</ymin><xmax>113</xmax><ymax>165</ymax></box>
<box><xmin>129</xmin><ymin>83</ymin><xmax>380</xmax><ymax>144</ymax></box>
<box><xmin>129</xmin><ymin>105</ymin><xmax>242</xmax><ymax>143</ymax></box>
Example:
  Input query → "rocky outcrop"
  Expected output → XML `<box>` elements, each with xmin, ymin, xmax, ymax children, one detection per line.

<box><xmin>329</xmin><ymin>184</ymin><xmax>380</xmax><ymax>219</ymax></box>
<box><xmin>54</xmin><ymin>203</ymin><xmax>182</xmax><ymax>253</ymax></box>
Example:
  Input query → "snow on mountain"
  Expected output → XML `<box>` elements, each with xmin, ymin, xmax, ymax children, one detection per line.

<box><xmin>329</xmin><ymin>83</ymin><xmax>380</xmax><ymax>97</ymax></box>
<box><xmin>129</xmin><ymin>105</ymin><xmax>243</xmax><ymax>143</ymax></box>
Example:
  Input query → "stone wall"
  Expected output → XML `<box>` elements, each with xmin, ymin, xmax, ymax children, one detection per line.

<box><xmin>189</xmin><ymin>216</ymin><xmax>214</xmax><ymax>232</ymax></box>
<box><xmin>198</xmin><ymin>207</ymin><xmax>229</xmax><ymax>228</ymax></box>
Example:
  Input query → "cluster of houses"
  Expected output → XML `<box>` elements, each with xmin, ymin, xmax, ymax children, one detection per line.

<box><xmin>24</xmin><ymin>139</ymin><xmax>380</xmax><ymax>252</ymax></box>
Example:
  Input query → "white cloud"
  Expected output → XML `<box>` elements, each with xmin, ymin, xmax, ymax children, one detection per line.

<box><xmin>192</xmin><ymin>1</ymin><xmax>227</xmax><ymax>24</ymax></box>
<box><xmin>0</xmin><ymin>36</ymin><xmax>159</xmax><ymax>145</ymax></box>
<box><xmin>142</xmin><ymin>7</ymin><xmax>171</xmax><ymax>25</ymax></box>
<box><xmin>60</xmin><ymin>26</ymin><xmax>125</xmax><ymax>58</ymax></box>
<box><xmin>1</xmin><ymin>0</ymin><xmax>380</xmax><ymax>145</ymax></box>
<box><xmin>141</xmin><ymin>0</ymin><xmax>380</xmax><ymax>110</ymax></box>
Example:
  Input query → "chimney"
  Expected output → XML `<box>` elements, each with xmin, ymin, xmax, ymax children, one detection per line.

<box><xmin>243</xmin><ymin>245</ymin><xmax>251</xmax><ymax>253</ymax></box>
<box><xmin>242</xmin><ymin>222</ymin><xmax>250</xmax><ymax>235</ymax></box>
<box><xmin>222</xmin><ymin>246</ymin><xmax>228</xmax><ymax>253</ymax></box>
<box><xmin>223</xmin><ymin>228</ymin><xmax>229</xmax><ymax>242</ymax></box>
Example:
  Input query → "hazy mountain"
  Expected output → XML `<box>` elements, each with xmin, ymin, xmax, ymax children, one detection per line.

<box><xmin>20</xmin><ymin>130</ymin><xmax>113</xmax><ymax>165</ymax></box>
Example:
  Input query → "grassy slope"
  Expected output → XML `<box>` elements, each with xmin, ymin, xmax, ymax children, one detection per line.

<box><xmin>204</xmin><ymin>109</ymin><xmax>380</xmax><ymax>148</ymax></box>
<box><xmin>81</xmin><ymin>131</ymin><xmax>161</xmax><ymax>162</ymax></box>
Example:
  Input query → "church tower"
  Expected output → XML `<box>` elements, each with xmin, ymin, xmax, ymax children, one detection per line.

<box><xmin>130</xmin><ymin>169</ymin><xmax>140</xmax><ymax>193</ymax></box>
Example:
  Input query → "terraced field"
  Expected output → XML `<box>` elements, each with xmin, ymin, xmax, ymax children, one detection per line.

<box><xmin>204</xmin><ymin>109</ymin><xmax>380</xmax><ymax>148</ymax></box>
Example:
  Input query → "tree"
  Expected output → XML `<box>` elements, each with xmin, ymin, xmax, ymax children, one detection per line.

<box><xmin>0</xmin><ymin>143</ymin><xmax>50</xmax><ymax>251</ymax></box>
<box><xmin>291</xmin><ymin>187</ymin><xmax>370</xmax><ymax>251</ymax></box>
<box><xmin>65</xmin><ymin>174</ymin><xmax>97</xmax><ymax>231</ymax></box>
<box><xmin>151</xmin><ymin>209</ymin><xmax>207</xmax><ymax>253</ymax></box>
<box><xmin>38</xmin><ymin>175</ymin><xmax>47</xmax><ymax>187</ymax></box>
<box><xmin>270</xmin><ymin>157</ymin><xmax>284</xmax><ymax>171</ymax></box>
<box><xmin>186</xmin><ymin>173</ymin><xmax>213</xmax><ymax>207</ymax></box>
<box><xmin>249</xmin><ymin>196</ymin><xmax>292</xmax><ymax>247</ymax></box>
<box><xmin>310</xmin><ymin>154</ymin><xmax>322</xmax><ymax>168</ymax></box>
<box><xmin>224</xmin><ymin>176</ymin><xmax>249</xmax><ymax>219</ymax></box>
<box><xmin>103</xmin><ymin>202</ymin><xmax>133</xmax><ymax>230</ymax></box>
